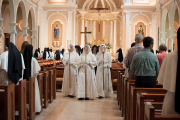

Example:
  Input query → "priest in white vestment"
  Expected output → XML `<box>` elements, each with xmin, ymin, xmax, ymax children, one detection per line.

<box><xmin>23</xmin><ymin>44</ymin><xmax>41</xmax><ymax>112</ymax></box>
<box><xmin>0</xmin><ymin>42</ymin><xmax>25</xmax><ymax>85</ymax></box>
<box><xmin>158</xmin><ymin>28</ymin><xmax>180</xmax><ymax>115</ymax></box>
<box><xmin>77</xmin><ymin>45</ymin><xmax>98</xmax><ymax>100</ymax></box>
<box><xmin>62</xmin><ymin>44</ymin><xmax>79</xmax><ymax>97</ymax></box>
<box><xmin>96</xmin><ymin>44</ymin><xmax>113</xmax><ymax>98</ymax></box>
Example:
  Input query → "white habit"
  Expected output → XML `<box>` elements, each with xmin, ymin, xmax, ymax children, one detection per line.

<box><xmin>96</xmin><ymin>45</ymin><xmax>113</xmax><ymax>97</ymax></box>
<box><xmin>62</xmin><ymin>50</ymin><xmax>79</xmax><ymax>96</ymax></box>
<box><xmin>77</xmin><ymin>46</ymin><xmax>98</xmax><ymax>99</ymax></box>
<box><xmin>49</xmin><ymin>51</ymin><xmax>55</xmax><ymax>59</ymax></box>
<box><xmin>158</xmin><ymin>51</ymin><xmax>179</xmax><ymax>115</ymax></box>
<box><xmin>31</xmin><ymin>57</ymin><xmax>41</xmax><ymax>112</ymax></box>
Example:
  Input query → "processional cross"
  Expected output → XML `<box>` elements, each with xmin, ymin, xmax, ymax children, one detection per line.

<box><xmin>80</xmin><ymin>27</ymin><xmax>91</xmax><ymax>97</ymax></box>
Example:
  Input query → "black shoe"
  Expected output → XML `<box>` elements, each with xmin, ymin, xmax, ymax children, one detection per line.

<box><xmin>99</xmin><ymin>96</ymin><xmax>104</xmax><ymax>99</ymax></box>
<box><xmin>78</xmin><ymin>98</ymin><xmax>84</xmax><ymax>100</ymax></box>
<box><xmin>68</xmin><ymin>95</ymin><xmax>71</xmax><ymax>97</ymax></box>
<box><xmin>70</xmin><ymin>96</ymin><xmax>74</xmax><ymax>98</ymax></box>
<box><xmin>85</xmin><ymin>98</ymin><xmax>89</xmax><ymax>100</ymax></box>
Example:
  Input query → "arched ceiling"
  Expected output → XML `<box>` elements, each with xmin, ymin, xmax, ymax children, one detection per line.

<box><xmin>76</xmin><ymin>0</ymin><xmax>122</xmax><ymax>11</ymax></box>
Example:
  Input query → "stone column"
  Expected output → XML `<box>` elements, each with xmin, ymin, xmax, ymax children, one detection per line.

<box><xmin>93</xmin><ymin>20</ymin><xmax>97</xmax><ymax>41</ymax></box>
<box><xmin>67</xmin><ymin>11</ymin><xmax>73</xmax><ymax>44</ymax></box>
<box><xmin>150</xmin><ymin>12</ymin><xmax>157</xmax><ymax>50</ymax></box>
<box><xmin>21</xmin><ymin>27</ymin><xmax>29</xmax><ymax>42</ymax></box>
<box><xmin>31</xmin><ymin>30</ymin><xmax>37</xmax><ymax>49</ymax></box>
<box><xmin>85</xmin><ymin>19</ymin><xmax>89</xmax><ymax>43</ymax></box>
<box><xmin>89</xmin><ymin>19</ymin><xmax>93</xmax><ymax>43</ymax></box>
<box><xmin>9</xmin><ymin>23</ymin><xmax>17</xmax><ymax>44</ymax></box>
<box><xmin>102</xmin><ymin>20</ymin><xmax>106</xmax><ymax>41</ymax></box>
<box><xmin>81</xmin><ymin>17</ymin><xmax>85</xmax><ymax>47</ymax></box>
<box><xmin>113</xmin><ymin>19</ymin><xmax>117</xmax><ymax>54</ymax></box>
<box><xmin>0</xmin><ymin>18</ymin><xmax>4</xmax><ymax>38</ymax></box>
<box><xmin>125</xmin><ymin>12</ymin><xmax>131</xmax><ymax>51</ymax></box>
<box><xmin>110</xmin><ymin>20</ymin><xmax>113</xmax><ymax>54</ymax></box>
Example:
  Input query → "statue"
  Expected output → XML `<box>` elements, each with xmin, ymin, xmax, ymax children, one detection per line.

<box><xmin>54</xmin><ymin>24</ymin><xmax>59</xmax><ymax>40</ymax></box>
<box><xmin>138</xmin><ymin>25</ymin><xmax>144</xmax><ymax>36</ymax></box>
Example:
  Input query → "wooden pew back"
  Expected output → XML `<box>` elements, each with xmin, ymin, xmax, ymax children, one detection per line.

<box><xmin>0</xmin><ymin>84</ymin><xmax>15</xmax><ymax>120</ymax></box>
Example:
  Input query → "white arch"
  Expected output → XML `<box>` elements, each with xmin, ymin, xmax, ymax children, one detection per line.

<box><xmin>169</xmin><ymin>1</ymin><xmax>180</xmax><ymax>30</ymax></box>
<box><xmin>28</xmin><ymin>5</ymin><xmax>36</xmax><ymax>30</ymax></box>
<box><xmin>130</xmin><ymin>13</ymin><xmax>151</xmax><ymax>24</ymax></box>
<box><xmin>47</xmin><ymin>13</ymin><xmax>68</xmax><ymax>23</ymax></box>
<box><xmin>15</xmin><ymin>0</ymin><xmax>27</xmax><ymax>27</ymax></box>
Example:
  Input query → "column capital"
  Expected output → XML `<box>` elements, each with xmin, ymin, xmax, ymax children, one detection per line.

<box><xmin>84</xmin><ymin>19</ymin><xmax>89</xmax><ymax>21</ymax></box>
<box><xmin>102</xmin><ymin>20</ymin><xmax>106</xmax><ymax>22</ymax></box>
<box><xmin>21</xmin><ymin>27</ymin><xmax>29</xmax><ymax>30</ymax></box>
<box><xmin>92</xmin><ymin>20</ymin><xmax>97</xmax><ymax>22</ymax></box>
<box><xmin>8</xmin><ymin>23</ymin><xmax>18</xmax><ymax>26</ymax></box>
<box><xmin>81</xmin><ymin>18</ymin><xmax>85</xmax><ymax>21</ymax></box>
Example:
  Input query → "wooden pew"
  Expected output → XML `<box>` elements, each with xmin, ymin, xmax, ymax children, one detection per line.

<box><xmin>39</xmin><ymin>71</ymin><xmax>49</xmax><ymax>108</ymax></box>
<box><xmin>0</xmin><ymin>84</ymin><xmax>15</xmax><ymax>120</ymax></box>
<box><xmin>15</xmin><ymin>80</ymin><xmax>27</xmax><ymax>120</ymax></box>
<box><xmin>144</xmin><ymin>102</ymin><xmax>180</xmax><ymax>120</ymax></box>
<box><xmin>130</xmin><ymin>87</ymin><xmax>167</xmax><ymax>120</ymax></box>
<box><xmin>37</xmin><ymin>73</ymin><xmax>44</xmax><ymax>114</ymax></box>
<box><xmin>136</xmin><ymin>93</ymin><xmax>165</xmax><ymax>120</ymax></box>
<box><xmin>27</xmin><ymin>77</ymin><xmax>35</xmax><ymax>120</ymax></box>
<box><xmin>56</xmin><ymin>66</ymin><xmax>64</xmax><ymax>89</ymax></box>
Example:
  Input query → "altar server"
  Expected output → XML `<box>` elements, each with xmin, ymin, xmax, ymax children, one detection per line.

<box><xmin>62</xmin><ymin>44</ymin><xmax>79</xmax><ymax>97</ymax></box>
<box><xmin>96</xmin><ymin>44</ymin><xmax>113</xmax><ymax>98</ymax></box>
<box><xmin>77</xmin><ymin>45</ymin><xmax>98</xmax><ymax>100</ymax></box>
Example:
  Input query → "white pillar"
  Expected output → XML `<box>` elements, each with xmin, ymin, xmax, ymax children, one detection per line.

<box><xmin>67</xmin><ymin>11</ymin><xmax>73</xmax><ymax>44</ymax></box>
<box><xmin>31</xmin><ymin>30</ymin><xmax>37</xmax><ymax>49</ymax></box>
<box><xmin>0</xmin><ymin>18</ymin><xmax>4</xmax><ymax>38</ymax></box>
<box><xmin>110</xmin><ymin>20</ymin><xmax>113</xmax><ymax>54</ymax></box>
<box><xmin>21</xmin><ymin>27</ymin><xmax>29</xmax><ymax>42</ymax></box>
<box><xmin>102</xmin><ymin>20</ymin><xmax>106</xmax><ymax>41</ymax></box>
<box><xmin>113</xmin><ymin>19</ymin><xmax>117</xmax><ymax>54</ymax></box>
<box><xmin>73</xmin><ymin>11</ymin><xmax>76</xmax><ymax>45</ymax></box>
<box><xmin>9</xmin><ymin>23</ymin><xmax>17</xmax><ymax>44</ymax></box>
<box><xmin>81</xmin><ymin>17</ymin><xmax>85</xmax><ymax>47</ymax></box>
<box><xmin>125</xmin><ymin>13</ymin><xmax>131</xmax><ymax>50</ymax></box>
<box><xmin>150</xmin><ymin>12</ymin><xmax>157</xmax><ymax>50</ymax></box>
<box><xmin>93</xmin><ymin>20</ymin><xmax>97</xmax><ymax>40</ymax></box>
<box><xmin>122</xmin><ymin>13</ymin><xmax>126</xmax><ymax>54</ymax></box>
<box><xmin>89</xmin><ymin>20</ymin><xmax>93</xmax><ymax>43</ymax></box>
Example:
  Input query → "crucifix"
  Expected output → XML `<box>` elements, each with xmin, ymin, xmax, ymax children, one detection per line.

<box><xmin>91</xmin><ymin>8</ymin><xmax>108</xmax><ymax>32</ymax></box>
<box><xmin>80</xmin><ymin>27</ymin><xmax>91</xmax><ymax>98</ymax></box>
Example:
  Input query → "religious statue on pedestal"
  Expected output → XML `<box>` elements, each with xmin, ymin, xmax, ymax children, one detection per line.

<box><xmin>54</xmin><ymin>24</ymin><xmax>59</xmax><ymax>40</ymax></box>
<box><xmin>138</xmin><ymin>25</ymin><xmax>144</xmax><ymax>37</ymax></box>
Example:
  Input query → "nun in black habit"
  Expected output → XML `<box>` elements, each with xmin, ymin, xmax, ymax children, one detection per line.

<box><xmin>0</xmin><ymin>42</ymin><xmax>25</xmax><ymax>84</ymax></box>
<box><xmin>23</xmin><ymin>44</ymin><xmax>41</xmax><ymax>112</ymax></box>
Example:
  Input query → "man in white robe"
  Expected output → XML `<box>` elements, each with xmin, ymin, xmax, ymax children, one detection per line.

<box><xmin>96</xmin><ymin>44</ymin><xmax>113</xmax><ymax>98</ymax></box>
<box><xmin>77</xmin><ymin>45</ymin><xmax>98</xmax><ymax>100</ymax></box>
<box><xmin>62</xmin><ymin>44</ymin><xmax>79</xmax><ymax>97</ymax></box>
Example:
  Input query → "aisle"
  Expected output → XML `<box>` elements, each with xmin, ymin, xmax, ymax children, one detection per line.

<box><xmin>35</xmin><ymin>91</ymin><xmax>124</xmax><ymax>120</ymax></box>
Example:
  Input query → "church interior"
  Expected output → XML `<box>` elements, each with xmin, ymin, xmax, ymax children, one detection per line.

<box><xmin>0</xmin><ymin>0</ymin><xmax>180</xmax><ymax>120</ymax></box>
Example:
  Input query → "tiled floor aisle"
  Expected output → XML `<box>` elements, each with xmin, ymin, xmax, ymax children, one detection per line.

<box><xmin>35</xmin><ymin>91</ymin><xmax>124</xmax><ymax>120</ymax></box>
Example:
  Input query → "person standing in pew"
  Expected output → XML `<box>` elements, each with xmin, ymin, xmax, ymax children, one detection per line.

<box><xmin>23</xmin><ymin>44</ymin><xmax>41</xmax><ymax>113</ymax></box>
<box><xmin>77</xmin><ymin>45</ymin><xmax>98</xmax><ymax>100</ymax></box>
<box><xmin>49</xmin><ymin>49</ymin><xmax>55</xmax><ymax>59</ymax></box>
<box><xmin>96</xmin><ymin>44</ymin><xmax>113</xmax><ymax>98</ymax></box>
<box><xmin>157</xmin><ymin>44</ymin><xmax>167</xmax><ymax>67</ymax></box>
<box><xmin>157</xmin><ymin>28</ymin><xmax>180</xmax><ymax>115</ymax></box>
<box><xmin>0</xmin><ymin>42</ymin><xmax>25</xmax><ymax>84</ymax></box>
<box><xmin>124</xmin><ymin>34</ymin><xmax>144</xmax><ymax>79</ymax></box>
<box><xmin>62</xmin><ymin>44</ymin><xmax>79</xmax><ymax>98</ymax></box>
<box><xmin>130</xmin><ymin>37</ymin><xmax>160</xmax><ymax>88</ymax></box>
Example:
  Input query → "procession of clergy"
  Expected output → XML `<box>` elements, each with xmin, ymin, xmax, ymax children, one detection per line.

<box><xmin>0</xmin><ymin>27</ymin><xmax>180</xmax><ymax>115</ymax></box>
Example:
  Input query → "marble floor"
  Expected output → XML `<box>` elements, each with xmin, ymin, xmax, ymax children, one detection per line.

<box><xmin>35</xmin><ymin>91</ymin><xmax>124</xmax><ymax>120</ymax></box>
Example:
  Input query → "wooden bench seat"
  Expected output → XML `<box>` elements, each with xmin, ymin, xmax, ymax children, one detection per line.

<box><xmin>15</xmin><ymin>80</ymin><xmax>27</xmax><ymax>120</ymax></box>
<box><xmin>136</xmin><ymin>93</ymin><xmax>166</xmax><ymax>120</ymax></box>
<box><xmin>0</xmin><ymin>84</ymin><xmax>15</xmax><ymax>120</ymax></box>
<box><xmin>144</xmin><ymin>102</ymin><xmax>180</xmax><ymax>120</ymax></box>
